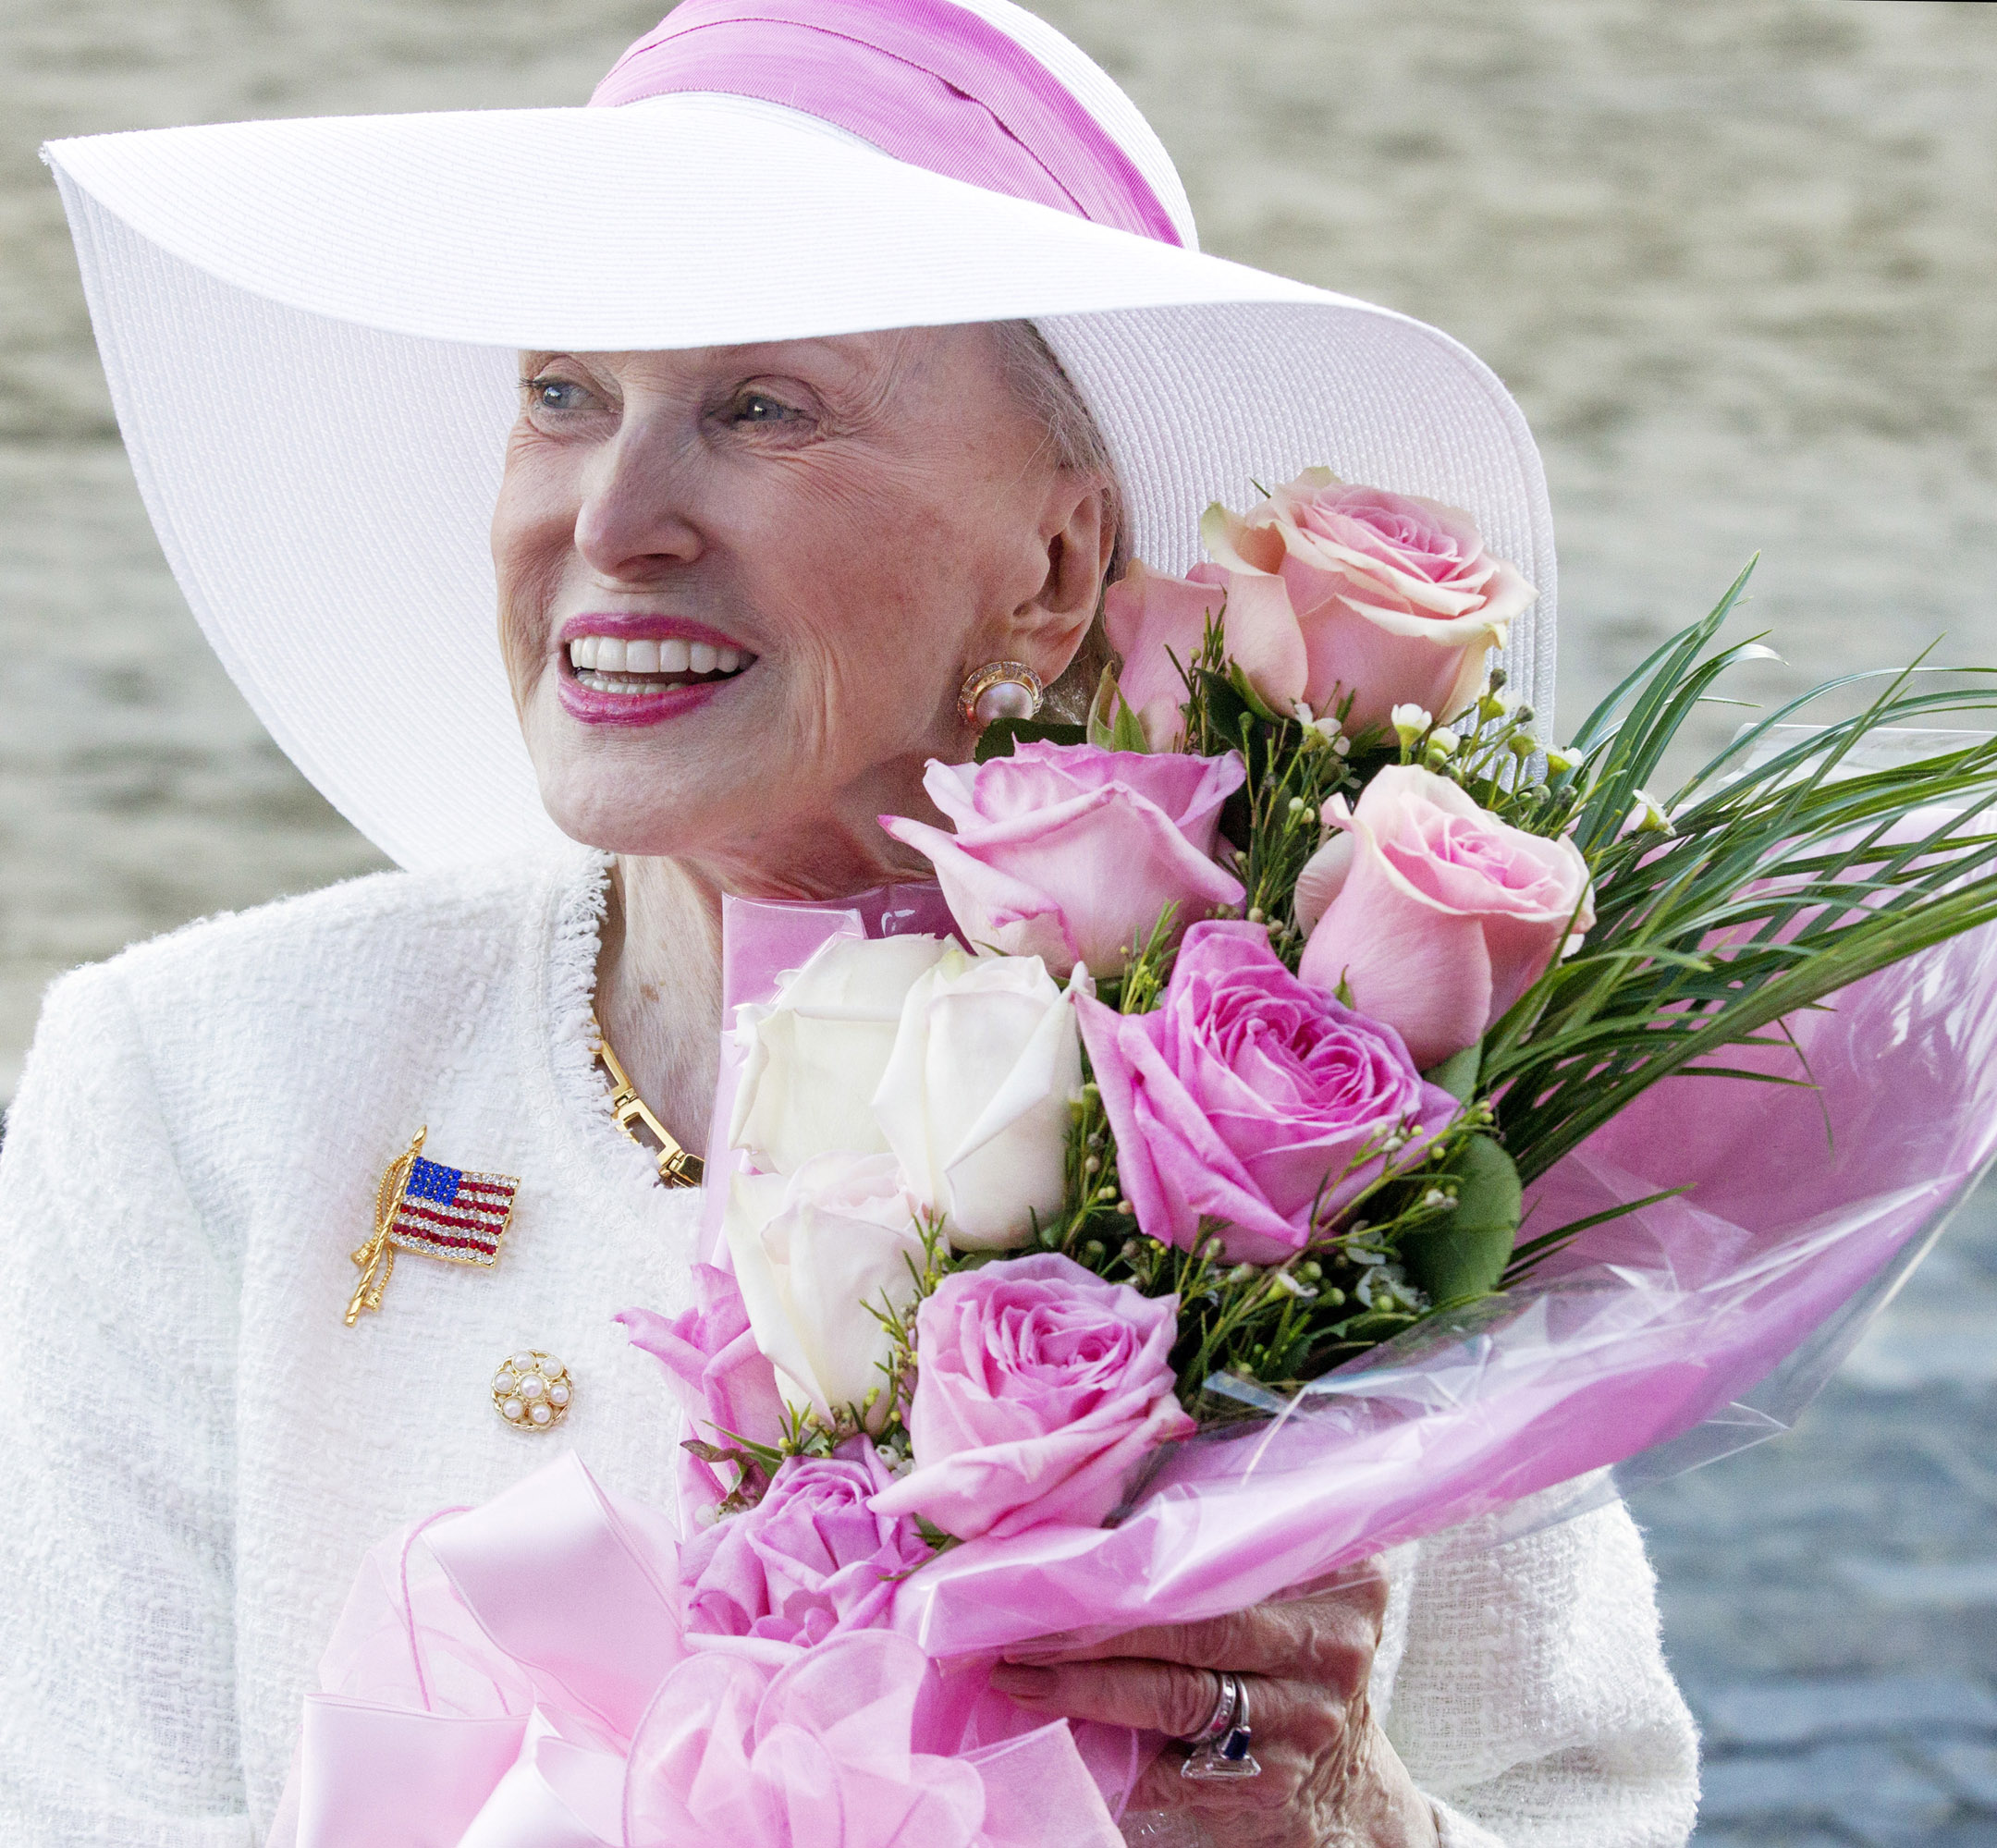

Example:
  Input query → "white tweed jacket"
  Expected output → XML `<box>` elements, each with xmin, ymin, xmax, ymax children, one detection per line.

<box><xmin>0</xmin><ymin>850</ymin><xmax>1698</xmax><ymax>1848</ymax></box>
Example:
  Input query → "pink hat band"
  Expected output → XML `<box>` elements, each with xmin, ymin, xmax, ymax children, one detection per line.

<box><xmin>590</xmin><ymin>0</ymin><xmax>1185</xmax><ymax>247</ymax></box>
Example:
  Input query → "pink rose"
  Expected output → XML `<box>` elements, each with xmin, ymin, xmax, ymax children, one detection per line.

<box><xmin>1103</xmin><ymin>558</ymin><xmax>1307</xmax><ymax>747</ymax></box>
<box><xmin>679</xmin><ymin>1440</ymin><xmax>932</xmax><ymax>1646</ymax></box>
<box><xmin>1203</xmin><ymin>468</ymin><xmax>1536</xmax><ymax>732</ymax></box>
<box><xmin>619</xmin><ymin>1267</ymin><xmax>788</xmax><ymax>1509</ymax></box>
<box><xmin>1296</xmin><ymin>765</ymin><xmax>1595</xmax><ymax>1071</ymax></box>
<box><xmin>1075</xmin><ymin>921</ymin><xmax>1460</xmax><ymax>1263</ymax></box>
<box><xmin>881</xmin><ymin>741</ymin><xmax>1245</xmax><ymax>976</ymax></box>
<box><xmin>868</xmin><ymin>1254</ymin><xmax>1194</xmax><ymax>1541</ymax></box>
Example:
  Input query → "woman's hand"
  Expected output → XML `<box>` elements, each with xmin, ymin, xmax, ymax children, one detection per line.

<box><xmin>986</xmin><ymin>1568</ymin><xmax>1440</xmax><ymax>1848</ymax></box>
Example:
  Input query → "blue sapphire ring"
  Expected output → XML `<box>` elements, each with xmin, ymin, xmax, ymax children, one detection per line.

<box><xmin>1179</xmin><ymin>1671</ymin><xmax>1262</xmax><ymax>1781</ymax></box>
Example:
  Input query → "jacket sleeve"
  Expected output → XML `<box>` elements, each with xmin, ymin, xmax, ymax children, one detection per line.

<box><xmin>0</xmin><ymin>962</ymin><xmax>253</xmax><ymax>1847</ymax></box>
<box><xmin>1388</xmin><ymin>1489</ymin><xmax>1700</xmax><ymax>1848</ymax></box>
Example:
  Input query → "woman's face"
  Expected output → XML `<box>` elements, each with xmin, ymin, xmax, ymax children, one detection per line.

<box><xmin>494</xmin><ymin>325</ymin><xmax>1110</xmax><ymax>891</ymax></box>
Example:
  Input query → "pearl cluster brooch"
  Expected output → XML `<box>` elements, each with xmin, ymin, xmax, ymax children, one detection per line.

<box><xmin>493</xmin><ymin>1351</ymin><xmax>573</xmax><ymax>1430</ymax></box>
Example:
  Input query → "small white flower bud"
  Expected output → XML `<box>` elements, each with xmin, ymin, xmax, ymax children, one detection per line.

<box><xmin>1426</xmin><ymin>726</ymin><xmax>1461</xmax><ymax>758</ymax></box>
<box><xmin>1623</xmin><ymin>789</ymin><xmax>1673</xmax><ymax>837</ymax></box>
<box><xmin>1391</xmin><ymin>704</ymin><xmax>1432</xmax><ymax>748</ymax></box>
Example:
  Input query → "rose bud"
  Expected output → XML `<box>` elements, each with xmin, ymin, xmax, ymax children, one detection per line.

<box><xmin>882</xmin><ymin>741</ymin><xmax>1244</xmax><ymax>977</ymax></box>
<box><xmin>1203</xmin><ymin>469</ymin><xmax>1535</xmax><ymax>733</ymax></box>
<box><xmin>1296</xmin><ymin>765</ymin><xmax>1595</xmax><ymax>1070</ymax></box>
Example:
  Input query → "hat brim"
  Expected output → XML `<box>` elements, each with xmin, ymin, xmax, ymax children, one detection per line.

<box><xmin>47</xmin><ymin>92</ymin><xmax>1554</xmax><ymax>872</ymax></box>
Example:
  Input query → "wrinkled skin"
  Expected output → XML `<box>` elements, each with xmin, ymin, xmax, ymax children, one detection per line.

<box><xmin>492</xmin><ymin>325</ymin><xmax>1111</xmax><ymax>1150</ymax></box>
<box><xmin>989</xmin><ymin>1569</ymin><xmax>1440</xmax><ymax>1847</ymax></box>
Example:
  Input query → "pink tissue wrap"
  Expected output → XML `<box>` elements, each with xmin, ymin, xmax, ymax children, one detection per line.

<box><xmin>291</xmin><ymin>1455</ymin><xmax>1133</xmax><ymax>1848</ymax></box>
<box><xmin>693</xmin><ymin>888</ymin><xmax>1997</xmax><ymax>1652</ymax></box>
<box><xmin>286</xmin><ymin>888</ymin><xmax>1997</xmax><ymax>1842</ymax></box>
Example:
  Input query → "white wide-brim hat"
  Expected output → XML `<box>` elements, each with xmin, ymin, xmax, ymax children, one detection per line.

<box><xmin>44</xmin><ymin>0</ymin><xmax>1556</xmax><ymax>874</ymax></box>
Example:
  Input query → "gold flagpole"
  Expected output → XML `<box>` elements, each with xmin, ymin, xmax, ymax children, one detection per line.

<box><xmin>345</xmin><ymin>1127</ymin><xmax>426</xmax><ymax>1327</ymax></box>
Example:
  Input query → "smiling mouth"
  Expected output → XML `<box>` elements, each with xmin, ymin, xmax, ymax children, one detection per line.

<box><xmin>565</xmin><ymin>635</ymin><xmax>755</xmax><ymax>695</ymax></box>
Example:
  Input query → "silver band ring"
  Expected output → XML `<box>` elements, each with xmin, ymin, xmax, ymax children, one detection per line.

<box><xmin>1179</xmin><ymin>1671</ymin><xmax>1262</xmax><ymax>1781</ymax></box>
<box><xmin>1180</xmin><ymin>1670</ymin><xmax>1238</xmax><ymax>1746</ymax></box>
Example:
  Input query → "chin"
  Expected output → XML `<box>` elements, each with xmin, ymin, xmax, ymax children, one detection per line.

<box><xmin>534</xmin><ymin>754</ymin><xmax>766</xmax><ymax>859</ymax></box>
<box><xmin>538</xmin><ymin>777</ymin><xmax>716</xmax><ymax>857</ymax></box>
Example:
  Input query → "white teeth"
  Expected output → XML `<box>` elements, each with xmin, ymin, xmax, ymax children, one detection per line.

<box><xmin>568</xmin><ymin>632</ymin><xmax>754</xmax><ymax>690</ymax></box>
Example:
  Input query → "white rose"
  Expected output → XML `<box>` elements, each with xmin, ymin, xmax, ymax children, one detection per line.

<box><xmin>724</xmin><ymin>1151</ymin><xmax>925</xmax><ymax>1431</ymax></box>
<box><xmin>872</xmin><ymin>947</ymin><xmax>1084</xmax><ymax>1252</ymax></box>
<box><xmin>729</xmin><ymin>932</ymin><xmax>949</xmax><ymax>1173</ymax></box>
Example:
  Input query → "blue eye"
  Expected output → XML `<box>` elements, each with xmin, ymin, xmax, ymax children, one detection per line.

<box><xmin>523</xmin><ymin>375</ymin><xmax>590</xmax><ymax>413</ymax></box>
<box><xmin>731</xmin><ymin>392</ymin><xmax>796</xmax><ymax>424</ymax></box>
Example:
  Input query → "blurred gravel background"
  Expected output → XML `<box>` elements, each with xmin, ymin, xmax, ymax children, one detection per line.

<box><xmin>4</xmin><ymin>2</ymin><xmax>1995</xmax><ymax>1840</ymax></box>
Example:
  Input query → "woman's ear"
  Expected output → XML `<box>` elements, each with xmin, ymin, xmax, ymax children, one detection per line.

<box><xmin>989</xmin><ymin>473</ymin><xmax>1118</xmax><ymax>683</ymax></box>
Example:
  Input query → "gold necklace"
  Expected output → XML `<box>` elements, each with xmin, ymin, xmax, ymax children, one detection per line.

<box><xmin>591</xmin><ymin>1019</ymin><xmax>705</xmax><ymax>1188</ymax></box>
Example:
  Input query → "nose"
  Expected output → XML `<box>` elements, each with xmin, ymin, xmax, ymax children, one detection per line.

<box><xmin>571</xmin><ymin>414</ymin><xmax>704</xmax><ymax>585</ymax></box>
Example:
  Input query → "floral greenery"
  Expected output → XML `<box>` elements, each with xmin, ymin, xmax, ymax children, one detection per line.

<box><xmin>998</xmin><ymin>568</ymin><xmax>1997</xmax><ymax>1379</ymax></box>
<box><xmin>768</xmin><ymin>560</ymin><xmax>1997</xmax><ymax>1465</ymax></box>
<box><xmin>1486</xmin><ymin>568</ymin><xmax>1997</xmax><ymax>1223</ymax></box>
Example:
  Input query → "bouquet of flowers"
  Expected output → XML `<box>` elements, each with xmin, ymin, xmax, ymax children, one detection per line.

<box><xmin>288</xmin><ymin>472</ymin><xmax>1997</xmax><ymax>1846</ymax></box>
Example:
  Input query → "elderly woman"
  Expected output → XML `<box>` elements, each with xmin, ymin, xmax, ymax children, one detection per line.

<box><xmin>5</xmin><ymin>4</ymin><xmax>1696</xmax><ymax>1845</ymax></box>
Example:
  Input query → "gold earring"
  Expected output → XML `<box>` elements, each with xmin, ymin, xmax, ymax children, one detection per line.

<box><xmin>959</xmin><ymin>661</ymin><xmax>1045</xmax><ymax>728</ymax></box>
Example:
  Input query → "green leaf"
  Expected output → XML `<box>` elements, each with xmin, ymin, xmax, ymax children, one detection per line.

<box><xmin>1087</xmin><ymin>663</ymin><xmax>1153</xmax><ymax>754</ymax></box>
<box><xmin>1503</xmin><ymin>1185</ymin><xmax>1688</xmax><ymax>1281</ymax></box>
<box><xmin>1111</xmin><ymin>691</ymin><xmax>1151</xmax><ymax>754</ymax></box>
<box><xmin>973</xmin><ymin>717</ymin><xmax>1088</xmax><ymax>764</ymax></box>
<box><xmin>1400</xmin><ymin>1135</ymin><xmax>1520</xmax><ymax>1307</ymax></box>
<box><xmin>1196</xmin><ymin>667</ymin><xmax>1255</xmax><ymax>744</ymax></box>
<box><xmin>1322</xmin><ymin>1309</ymin><xmax>1418</xmax><ymax>1347</ymax></box>
<box><xmin>1225</xmin><ymin>660</ymin><xmax>1287</xmax><ymax>724</ymax></box>
<box><xmin>1085</xmin><ymin>666</ymin><xmax>1121</xmax><ymax>750</ymax></box>
<box><xmin>1424</xmin><ymin>1043</ymin><xmax>1483</xmax><ymax>1102</ymax></box>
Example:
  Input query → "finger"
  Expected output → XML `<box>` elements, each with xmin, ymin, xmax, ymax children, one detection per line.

<box><xmin>988</xmin><ymin>1657</ymin><xmax>1225</xmax><ymax>1738</ymax></box>
<box><xmin>1009</xmin><ymin>1579</ymin><xmax>1387</xmax><ymax>1683</ymax></box>
<box><xmin>1009</xmin><ymin>1604</ymin><xmax>1288</xmax><ymax>1671</ymax></box>
<box><xmin>1272</xmin><ymin>1557</ymin><xmax>1392</xmax><ymax>1606</ymax></box>
<box><xmin>990</xmin><ymin>1658</ymin><xmax>1348</xmax><ymax>1765</ymax></box>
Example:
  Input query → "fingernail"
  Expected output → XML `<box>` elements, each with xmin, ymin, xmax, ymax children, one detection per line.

<box><xmin>1003</xmin><ymin>1651</ymin><xmax>1066</xmax><ymax>1667</ymax></box>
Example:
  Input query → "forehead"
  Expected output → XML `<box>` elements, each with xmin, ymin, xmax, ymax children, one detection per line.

<box><xmin>521</xmin><ymin>325</ymin><xmax>1005</xmax><ymax>396</ymax></box>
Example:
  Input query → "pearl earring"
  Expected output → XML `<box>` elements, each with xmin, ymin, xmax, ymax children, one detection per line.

<box><xmin>959</xmin><ymin>660</ymin><xmax>1045</xmax><ymax>728</ymax></box>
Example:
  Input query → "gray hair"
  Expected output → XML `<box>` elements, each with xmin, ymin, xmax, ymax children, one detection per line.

<box><xmin>989</xmin><ymin>320</ymin><xmax>1128</xmax><ymax>723</ymax></box>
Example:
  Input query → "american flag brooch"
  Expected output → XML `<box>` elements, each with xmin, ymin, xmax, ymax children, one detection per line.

<box><xmin>344</xmin><ymin>1127</ymin><xmax>521</xmax><ymax>1326</ymax></box>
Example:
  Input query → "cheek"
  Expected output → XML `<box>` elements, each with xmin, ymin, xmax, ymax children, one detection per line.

<box><xmin>753</xmin><ymin>471</ymin><xmax>1011</xmax><ymax>718</ymax></box>
<box><xmin>491</xmin><ymin>436</ymin><xmax>579</xmax><ymax>697</ymax></box>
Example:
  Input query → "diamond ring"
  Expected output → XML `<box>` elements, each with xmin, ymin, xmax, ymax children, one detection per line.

<box><xmin>1179</xmin><ymin>1670</ymin><xmax>1262</xmax><ymax>1781</ymax></box>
